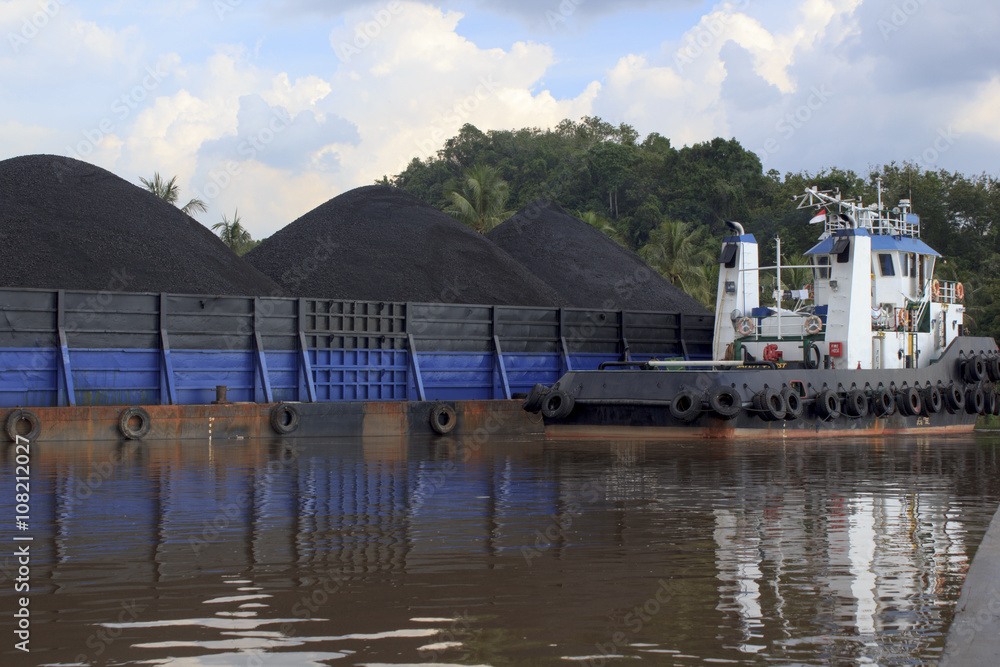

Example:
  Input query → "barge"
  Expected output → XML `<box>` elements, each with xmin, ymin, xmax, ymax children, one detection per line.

<box><xmin>528</xmin><ymin>184</ymin><xmax>1000</xmax><ymax>437</ymax></box>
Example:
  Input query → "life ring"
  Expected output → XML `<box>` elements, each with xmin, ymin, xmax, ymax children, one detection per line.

<box><xmin>270</xmin><ymin>402</ymin><xmax>301</xmax><ymax>435</ymax></box>
<box><xmin>669</xmin><ymin>389</ymin><xmax>701</xmax><ymax>422</ymax></box>
<box><xmin>522</xmin><ymin>383</ymin><xmax>550</xmax><ymax>413</ymax></box>
<box><xmin>804</xmin><ymin>284</ymin><xmax>814</xmax><ymax>300</ymax></box>
<box><xmin>896</xmin><ymin>308</ymin><xmax>910</xmax><ymax>330</ymax></box>
<box><xmin>118</xmin><ymin>406</ymin><xmax>151</xmax><ymax>440</ymax></box>
<box><xmin>944</xmin><ymin>384</ymin><xmax>966</xmax><ymax>413</ymax></box>
<box><xmin>429</xmin><ymin>402</ymin><xmax>458</xmax><ymax>433</ymax></box>
<box><xmin>956</xmin><ymin>282</ymin><xmax>965</xmax><ymax>300</ymax></box>
<box><xmin>781</xmin><ymin>387</ymin><xmax>803</xmax><ymax>420</ymax></box>
<box><xmin>753</xmin><ymin>387</ymin><xmax>786</xmax><ymax>422</ymax></box>
<box><xmin>814</xmin><ymin>389</ymin><xmax>841</xmax><ymax>420</ymax></box>
<box><xmin>541</xmin><ymin>391</ymin><xmax>575</xmax><ymax>420</ymax></box>
<box><xmin>922</xmin><ymin>386</ymin><xmax>942</xmax><ymax>414</ymax></box>
<box><xmin>897</xmin><ymin>387</ymin><xmax>922</xmax><ymax>416</ymax></box>
<box><xmin>707</xmin><ymin>385</ymin><xmax>741</xmax><ymax>420</ymax></box>
<box><xmin>5</xmin><ymin>409</ymin><xmax>41</xmax><ymax>442</ymax></box>
<box><xmin>736</xmin><ymin>317</ymin><xmax>755</xmax><ymax>337</ymax></box>
<box><xmin>845</xmin><ymin>390</ymin><xmax>868</xmax><ymax>418</ymax></box>
<box><xmin>931</xmin><ymin>280</ymin><xmax>941</xmax><ymax>300</ymax></box>
<box><xmin>803</xmin><ymin>315</ymin><xmax>823</xmax><ymax>336</ymax></box>
<box><xmin>871</xmin><ymin>388</ymin><xmax>895</xmax><ymax>417</ymax></box>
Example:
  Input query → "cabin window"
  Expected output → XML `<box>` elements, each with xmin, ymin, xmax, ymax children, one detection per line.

<box><xmin>902</xmin><ymin>253</ymin><xmax>915</xmax><ymax>277</ymax></box>
<box><xmin>878</xmin><ymin>253</ymin><xmax>895</xmax><ymax>276</ymax></box>
<box><xmin>832</xmin><ymin>238</ymin><xmax>850</xmax><ymax>264</ymax></box>
<box><xmin>813</xmin><ymin>256</ymin><xmax>830</xmax><ymax>280</ymax></box>
<box><xmin>719</xmin><ymin>243</ymin><xmax>738</xmax><ymax>268</ymax></box>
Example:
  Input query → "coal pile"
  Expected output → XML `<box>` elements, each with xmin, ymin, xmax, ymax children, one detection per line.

<box><xmin>0</xmin><ymin>154</ymin><xmax>283</xmax><ymax>296</ymax></box>
<box><xmin>487</xmin><ymin>200</ymin><xmax>710</xmax><ymax>314</ymax></box>
<box><xmin>244</xmin><ymin>185</ymin><xmax>566</xmax><ymax>306</ymax></box>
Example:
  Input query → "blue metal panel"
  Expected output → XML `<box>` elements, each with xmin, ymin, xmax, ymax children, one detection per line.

<box><xmin>568</xmin><ymin>354</ymin><xmax>621</xmax><ymax>371</ymax></box>
<box><xmin>417</xmin><ymin>352</ymin><xmax>494</xmax><ymax>400</ymax></box>
<box><xmin>0</xmin><ymin>348</ymin><xmax>59</xmax><ymax>407</ymax></box>
<box><xmin>172</xmin><ymin>350</ymin><xmax>256</xmax><ymax>404</ymax></box>
<box><xmin>264</xmin><ymin>351</ymin><xmax>299</xmax><ymax>403</ymax></box>
<box><xmin>310</xmin><ymin>348</ymin><xmax>408</xmax><ymax>401</ymax></box>
<box><xmin>502</xmin><ymin>353</ymin><xmax>563</xmax><ymax>394</ymax></box>
<box><xmin>71</xmin><ymin>349</ymin><xmax>161</xmax><ymax>406</ymax></box>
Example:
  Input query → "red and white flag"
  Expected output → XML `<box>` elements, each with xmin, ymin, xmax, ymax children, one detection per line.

<box><xmin>809</xmin><ymin>209</ymin><xmax>827</xmax><ymax>224</ymax></box>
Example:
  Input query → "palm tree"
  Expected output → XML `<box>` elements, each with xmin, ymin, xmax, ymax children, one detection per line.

<box><xmin>444</xmin><ymin>164</ymin><xmax>513</xmax><ymax>233</ymax></box>
<box><xmin>580</xmin><ymin>210</ymin><xmax>627</xmax><ymax>247</ymax></box>
<box><xmin>212</xmin><ymin>209</ymin><xmax>253</xmax><ymax>255</ymax></box>
<box><xmin>640</xmin><ymin>219</ymin><xmax>714</xmax><ymax>297</ymax></box>
<box><xmin>140</xmin><ymin>172</ymin><xmax>207</xmax><ymax>216</ymax></box>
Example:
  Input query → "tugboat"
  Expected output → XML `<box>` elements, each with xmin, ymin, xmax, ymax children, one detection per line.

<box><xmin>526</xmin><ymin>184</ymin><xmax>1000</xmax><ymax>437</ymax></box>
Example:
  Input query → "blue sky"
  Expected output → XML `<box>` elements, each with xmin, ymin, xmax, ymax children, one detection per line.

<box><xmin>3</xmin><ymin>0</ymin><xmax>999</xmax><ymax>238</ymax></box>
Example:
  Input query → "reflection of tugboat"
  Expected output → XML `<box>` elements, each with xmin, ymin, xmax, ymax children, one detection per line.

<box><xmin>527</xmin><ymin>184</ymin><xmax>999</xmax><ymax>437</ymax></box>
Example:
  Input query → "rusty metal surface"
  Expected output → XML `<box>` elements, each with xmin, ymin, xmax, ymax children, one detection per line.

<box><xmin>1</xmin><ymin>400</ymin><xmax>543</xmax><ymax>443</ymax></box>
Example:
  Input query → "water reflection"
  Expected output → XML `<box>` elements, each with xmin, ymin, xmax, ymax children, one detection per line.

<box><xmin>0</xmin><ymin>434</ymin><xmax>998</xmax><ymax>665</ymax></box>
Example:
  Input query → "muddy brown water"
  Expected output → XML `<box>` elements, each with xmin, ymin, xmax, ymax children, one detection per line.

<box><xmin>2</xmin><ymin>433</ymin><xmax>999</xmax><ymax>666</ymax></box>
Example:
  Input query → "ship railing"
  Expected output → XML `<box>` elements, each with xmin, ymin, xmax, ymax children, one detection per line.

<box><xmin>932</xmin><ymin>280</ymin><xmax>963</xmax><ymax>305</ymax></box>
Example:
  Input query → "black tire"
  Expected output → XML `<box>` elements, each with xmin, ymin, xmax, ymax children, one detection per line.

<box><xmin>921</xmin><ymin>386</ymin><xmax>942</xmax><ymax>415</ymax></box>
<box><xmin>270</xmin><ymin>402</ymin><xmax>301</xmax><ymax>435</ymax></box>
<box><xmin>118</xmin><ymin>406</ymin><xmax>151</xmax><ymax>440</ymax></box>
<box><xmin>541</xmin><ymin>390</ymin><xmax>575</xmax><ymax>420</ymax></box>
<box><xmin>966</xmin><ymin>386</ymin><xmax>985</xmax><ymax>415</ymax></box>
<box><xmin>522</xmin><ymin>383</ymin><xmax>550</xmax><ymax>413</ymax></box>
<box><xmin>985</xmin><ymin>388</ymin><xmax>998</xmax><ymax>417</ymax></box>
<box><xmin>814</xmin><ymin>389</ymin><xmax>841</xmax><ymax>420</ymax></box>
<box><xmin>845</xmin><ymin>390</ymin><xmax>868</xmax><ymax>418</ymax></box>
<box><xmin>963</xmin><ymin>356</ymin><xmax>986</xmax><ymax>383</ymax></box>
<box><xmin>988</xmin><ymin>356</ymin><xmax>1000</xmax><ymax>382</ymax></box>
<box><xmin>753</xmin><ymin>387</ymin><xmax>786</xmax><ymax>421</ymax></box>
<box><xmin>945</xmin><ymin>385</ymin><xmax>966</xmax><ymax>413</ymax></box>
<box><xmin>897</xmin><ymin>387</ymin><xmax>922</xmax><ymax>416</ymax></box>
<box><xmin>429</xmin><ymin>402</ymin><xmax>457</xmax><ymax>434</ymax></box>
<box><xmin>872</xmin><ymin>388</ymin><xmax>895</xmax><ymax>417</ymax></box>
<box><xmin>5</xmin><ymin>409</ymin><xmax>41</xmax><ymax>442</ymax></box>
<box><xmin>707</xmin><ymin>386</ymin><xmax>741</xmax><ymax>420</ymax></box>
<box><xmin>782</xmin><ymin>387</ymin><xmax>804</xmax><ymax>421</ymax></box>
<box><xmin>805</xmin><ymin>343</ymin><xmax>821</xmax><ymax>370</ymax></box>
<box><xmin>669</xmin><ymin>389</ymin><xmax>701</xmax><ymax>422</ymax></box>
<box><xmin>993</xmin><ymin>387</ymin><xmax>1000</xmax><ymax>416</ymax></box>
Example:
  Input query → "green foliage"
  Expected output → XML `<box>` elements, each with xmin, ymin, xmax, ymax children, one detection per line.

<box><xmin>443</xmin><ymin>164</ymin><xmax>514</xmax><ymax>233</ymax></box>
<box><xmin>212</xmin><ymin>209</ymin><xmax>256</xmax><ymax>256</ymax></box>
<box><xmin>389</xmin><ymin>117</ymin><xmax>1000</xmax><ymax>341</ymax></box>
<box><xmin>140</xmin><ymin>172</ymin><xmax>207</xmax><ymax>216</ymax></box>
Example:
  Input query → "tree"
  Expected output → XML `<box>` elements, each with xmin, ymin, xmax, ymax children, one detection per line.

<box><xmin>140</xmin><ymin>172</ymin><xmax>207</xmax><ymax>216</ymax></box>
<box><xmin>212</xmin><ymin>209</ymin><xmax>254</xmax><ymax>255</ymax></box>
<box><xmin>579</xmin><ymin>210</ymin><xmax>627</xmax><ymax>247</ymax></box>
<box><xmin>641</xmin><ymin>219</ymin><xmax>715</xmax><ymax>298</ymax></box>
<box><xmin>443</xmin><ymin>164</ymin><xmax>514</xmax><ymax>233</ymax></box>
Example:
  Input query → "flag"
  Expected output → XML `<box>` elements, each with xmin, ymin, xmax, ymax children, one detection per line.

<box><xmin>809</xmin><ymin>209</ymin><xmax>827</xmax><ymax>224</ymax></box>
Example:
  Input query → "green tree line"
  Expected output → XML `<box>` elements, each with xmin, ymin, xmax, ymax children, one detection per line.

<box><xmin>387</xmin><ymin>117</ymin><xmax>1000</xmax><ymax>339</ymax></box>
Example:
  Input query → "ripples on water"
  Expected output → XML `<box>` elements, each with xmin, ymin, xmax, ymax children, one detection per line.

<box><xmin>1</xmin><ymin>432</ymin><xmax>999</xmax><ymax>666</ymax></box>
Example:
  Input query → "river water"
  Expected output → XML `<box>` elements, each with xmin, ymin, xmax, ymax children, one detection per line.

<box><xmin>2</xmin><ymin>431</ymin><xmax>1000</xmax><ymax>666</ymax></box>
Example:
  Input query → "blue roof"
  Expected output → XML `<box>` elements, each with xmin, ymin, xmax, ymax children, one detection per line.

<box><xmin>805</xmin><ymin>232</ymin><xmax>941</xmax><ymax>257</ymax></box>
<box><xmin>723</xmin><ymin>234</ymin><xmax>756</xmax><ymax>244</ymax></box>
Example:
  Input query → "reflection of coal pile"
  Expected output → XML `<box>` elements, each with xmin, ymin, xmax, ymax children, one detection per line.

<box><xmin>487</xmin><ymin>199</ymin><xmax>710</xmax><ymax>313</ymax></box>
<box><xmin>245</xmin><ymin>185</ymin><xmax>566</xmax><ymax>306</ymax></box>
<box><xmin>0</xmin><ymin>154</ymin><xmax>284</xmax><ymax>296</ymax></box>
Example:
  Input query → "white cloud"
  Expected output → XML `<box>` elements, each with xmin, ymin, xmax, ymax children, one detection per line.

<box><xmin>954</xmin><ymin>77</ymin><xmax>1000</xmax><ymax>143</ymax></box>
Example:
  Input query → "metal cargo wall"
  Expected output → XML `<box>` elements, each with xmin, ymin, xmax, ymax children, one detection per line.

<box><xmin>0</xmin><ymin>287</ymin><xmax>713</xmax><ymax>408</ymax></box>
